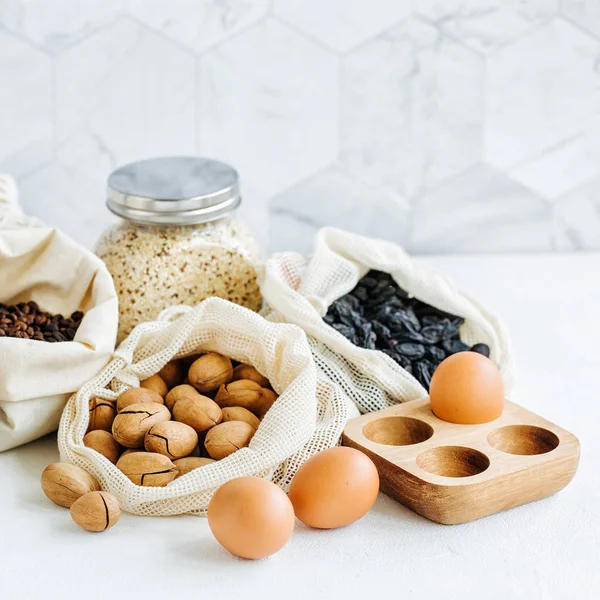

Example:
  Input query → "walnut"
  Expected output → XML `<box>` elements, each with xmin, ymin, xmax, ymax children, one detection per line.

<box><xmin>144</xmin><ymin>421</ymin><xmax>198</xmax><ymax>460</ymax></box>
<box><xmin>70</xmin><ymin>491</ymin><xmax>121</xmax><ymax>532</ymax></box>
<box><xmin>221</xmin><ymin>406</ymin><xmax>260</xmax><ymax>430</ymax></box>
<box><xmin>116</xmin><ymin>452</ymin><xmax>177</xmax><ymax>487</ymax></box>
<box><xmin>41</xmin><ymin>463</ymin><xmax>100</xmax><ymax>508</ymax></box>
<box><xmin>204</xmin><ymin>421</ymin><xmax>255</xmax><ymax>460</ymax></box>
<box><xmin>83</xmin><ymin>430</ymin><xmax>121</xmax><ymax>464</ymax></box>
<box><xmin>140</xmin><ymin>374</ymin><xmax>168</xmax><ymax>398</ymax></box>
<box><xmin>215</xmin><ymin>379</ymin><xmax>263</xmax><ymax>413</ymax></box>
<box><xmin>112</xmin><ymin>402</ymin><xmax>170</xmax><ymax>448</ymax></box>
<box><xmin>116</xmin><ymin>387</ymin><xmax>164</xmax><ymax>412</ymax></box>
<box><xmin>231</xmin><ymin>364</ymin><xmax>270</xmax><ymax>388</ymax></box>
<box><xmin>188</xmin><ymin>353</ymin><xmax>233</xmax><ymax>393</ymax></box>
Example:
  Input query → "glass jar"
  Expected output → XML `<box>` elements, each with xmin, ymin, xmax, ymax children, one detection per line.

<box><xmin>95</xmin><ymin>157</ymin><xmax>262</xmax><ymax>342</ymax></box>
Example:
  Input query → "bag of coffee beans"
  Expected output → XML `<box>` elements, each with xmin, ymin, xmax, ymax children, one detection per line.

<box><xmin>0</xmin><ymin>175</ymin><xmax>118</xmax><ymax>451</ymax></box>
<box><xmin>262</xmin><ymin>227</ymin><xmax>515</xmax><ymax>413</ymax></box>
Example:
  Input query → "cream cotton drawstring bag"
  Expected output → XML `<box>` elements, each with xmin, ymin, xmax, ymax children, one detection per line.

<box><xmin>58</xmin><ymin>297</ymin><xmax>356</xmax><ymax>516</ymax></box>
<box><xmin>261</xmin><ymin>227</ymin><xmax>516</xmax><ymax>414</ymax></box>
<box><xmin>0</xmin><ymin>174</ymin><xmax>119</xmax><ymax>451</ymax></box>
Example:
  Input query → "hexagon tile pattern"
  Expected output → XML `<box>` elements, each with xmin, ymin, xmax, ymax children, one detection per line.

<box><xmin>0</xmin><ymin>0</ymin><xmax>125</xmax><ymax>53</ymax></box>
<box><xmin>269</xmin><ymin>165</ymin><xmax>410</xmax><ymax>254</ymax></box>
<box><xmin>274</xmin><ymin>0</ymin><xmax>412</xmax><ymax>52</ymax></box>
<box><xmin>128</xmin><ymin>0</ymin><xmax>269</xmax><ymax>54</ymax></box>
<box><xmin>0</xmin><ymin>4</ymin><xmax>598</xmax><ymax>252</ymax></box>
<box><xmin>410</xmin><ymin>165</ymin><xmax>554</xmax><ymax>253</ymax></box>
<box><xmin>562</xmin><ymin>0</ymin><xmax>600</xmax><ymax>39</ymax></box>
<box><xmin>340</xmin><ymin>16</ymin><xmax>484</xmax><ymax>199</ymax></box>
<box><xmin>416</xmin><ymin>0</ymin><xmax>558</xmax><ymax>54</ymax></box>
<box><xmin>0</xmin><ymin>31</ymin><xmax>52</xmax><ymax>173</ymax></box>
<box><xmin>18</xmin><ymin>163</ymin><xmax>112</xmax><ymax>248</ymax></box>
<box><xmin>485</xmin><ymin>20</ymin><xmax>600</xmax><ymax>177</ymax></box>
<box><xmin>198</xmin><ymin>19</ymin><xmax>338</xmax><ymax>198</ymax></box>
<box><xmin>56</xmin><ymin>18</ymin><xmax>196</xmax><ymax>182</ymax></box>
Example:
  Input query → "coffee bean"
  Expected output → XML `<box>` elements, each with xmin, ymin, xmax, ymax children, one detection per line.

<box><xmin>0</xmin><ymin>302</ymin><xmax>84</xmax><ymax>343</ymax></box>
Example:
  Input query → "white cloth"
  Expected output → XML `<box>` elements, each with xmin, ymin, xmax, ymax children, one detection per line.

<box><xmin>0</xmin><ymin>174</ymin><xmax>119</xmax><ymax>451</ymax></box>
<box><xmin>58</xmin><ymin>297</ymin><xmax>355</xmax><ymax>516</ymax></box>
<box><xmin>261</xmin><ymin>227</ymin><xmax>516</xmax><ymax>413</ymax></box>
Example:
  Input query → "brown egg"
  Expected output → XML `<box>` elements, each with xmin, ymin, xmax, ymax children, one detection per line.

<box><xmin>208</xmin><ymin>477</ymin><xmax>295</xmax><ymax>560</ymax></box>
<box><xmin>429</xmin><ymin>351</ymin><xmax>504</xmax><ymax>424</ymax></box>
<box><xmin>288</xmin><ymin>447</ymin><xmax>379</xmax><ymax>529</ymax></box>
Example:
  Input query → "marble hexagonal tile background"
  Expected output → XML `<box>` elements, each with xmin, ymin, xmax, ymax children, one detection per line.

<box><xmin>0</xmin><ymin>31</ymin><xmax>52</xmax><ymax>175</ymax></box>
<box><xmin>0</xmin><ymin>1</ymin><xmax>598</xmax><ymax>253</ymax></box>
<box><xmin>340</xmin><ymin>16</ymin><xmax>484</xmax><ymax>199</ymax></box>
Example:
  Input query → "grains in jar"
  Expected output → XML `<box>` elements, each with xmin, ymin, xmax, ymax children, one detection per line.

<box><xmin>95</xmin><ymin>157</ymin><xmax>261</xmax><ymax>342</ymax></box>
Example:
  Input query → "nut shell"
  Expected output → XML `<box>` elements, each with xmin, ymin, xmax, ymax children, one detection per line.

<box><xmin>120</xmin><ymin>448</ymin><xmax>143</xmax><ymax>458</ymax></box>
<box><xmin>70</xmin><ymin>491</ymin><xmax>121</xmax><ymax>532</ymax></box>
<box><xmin>173</xmin><ymin>395</ymin><xmax>222</xmax><ymax>434</ymax></box>
<box><xmin>204</xmin><ymin>421</ymin><xmax>255</xmax><ymax>460</ymax></box>
<box><xmin>231</xmin><ymin>364</ymin><xmax>270</xmax><ymax>387</ymax></box>
<box><xmin>158</xmin><ymin>360</ymin><xmax>186</xmax><ymax>389</ymax></box>
<box><xmin>41</xmin><ymin>463</ymin><xmax>100</xmax><ymax>508</ymax></box>
<box><xmin>221</xmin><ymin>406</ymin><xmax>260</xmax><ymax>430</ymax></box>
<box><xmin>165</xmin><ymin>384</ymin><xmax>202</xmax><ymax>412</ymax></box>
<box><xmin>116</xmin><ymin>387</ymin><xmax>164</xmax><ymax>412</ymax></box>
<box><xmin>173</xmin><ymin>457</ymin><xmax>215</xmax><ymax>477</ymax></box>
<box><xmin>182</xmin><ymin>353</ymin><xmax>201</xmax><ymax>366</ymax></box>
<box><xmin>83</xmin><ymin>430</ymin><xmax>121</xmax><ymax>464</ymax></box>
<box><xmin>189</xmin><ymin>353</ymin><xmax>233</xmax><ymax>393</ymax></box>
<box><xmin>144</xmin><ymin>421</ymin><xmax>199</xmax><ymax>459</ymax></box>
<box><xmin>140</xmin><ymin>374</ymin><xmax>168</xmax><ymax>398</ymax></box>
<box><xmin>112</xmin><ymin>402</ymin><xmax>171</xmax><ymax>448</ymax></box>
<box><xmin>258</xmin><ymin>388</ymin><xmax>279</xmax><ymax>418</ymax></box>
<box><xmin>87</xmin><ymin>398</ymin><xmax>116</xmax><ymax>432</ymax></box>
<box><xmin>116</xmin><ymin>452</ymin><xmax>177</xmax><ymax>486</ymax></box>
<box><xmin>215</xmin><ymin>379</ymin><xmax>263</xmax><ymax>413</ymax></box>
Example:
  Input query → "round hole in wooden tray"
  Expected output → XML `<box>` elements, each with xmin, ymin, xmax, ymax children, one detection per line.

<box><xmin>363</xmin><ymin>416</ymin><xmax>434</xmax><ymax>446</ymax></box>
<box><xmin>416</xmin><ymin>446</ymin><xmax>490</xmax><ymax>478</ymax></box>
<box><xmin>487</xmin><ymin>425</ymin><xmax>559</xmax><ymax>456</ymax></box>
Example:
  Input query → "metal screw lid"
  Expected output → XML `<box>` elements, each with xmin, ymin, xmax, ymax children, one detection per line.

<box><xmin>106</xmin><ymin>156</ymin><xmax>241</xmax><ymax>225</ymax></box>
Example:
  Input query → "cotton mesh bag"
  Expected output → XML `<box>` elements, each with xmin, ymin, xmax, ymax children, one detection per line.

<box><xmin>58</xmin><ymin>297</ymin><xmax>355</xmax><ymax>516</ymax></box>
<box><xmin>261</xmin><ymin>227</ymin><xmax>516</xmax><ymax>414</ymax></box>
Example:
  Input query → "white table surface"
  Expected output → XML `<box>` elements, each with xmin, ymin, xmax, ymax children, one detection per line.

<box><xmin>2</xmin><ymin>252</ymin><xmax>599</xmax><ymax>600</ymax></box>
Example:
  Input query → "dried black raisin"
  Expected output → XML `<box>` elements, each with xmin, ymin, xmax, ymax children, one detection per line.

<box><xmin>470</xmin><ymin>343</ymin><xmax>490</xmax><ymax>357</ymax></box>
<box><xmin>323</xmin><ymin>269</ymin><xmax>489</xmax><ymax>391</ymax></box>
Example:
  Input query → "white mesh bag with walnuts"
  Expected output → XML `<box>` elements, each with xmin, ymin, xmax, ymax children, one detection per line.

<box><xmin>58</xmin><ymin>297</ymin><xmax>356</xmax><ymax>516</ymax></box>
<box><xmin>261</xmin><ymin>227</ymin><xmax>516</xmax><ymax>413</ymax></box>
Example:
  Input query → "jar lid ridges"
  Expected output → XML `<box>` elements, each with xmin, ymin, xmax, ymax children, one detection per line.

<box><xmin>107</xmin><ymin>156</ymin><xmax>241</xmax><ymax>225</ymax></box>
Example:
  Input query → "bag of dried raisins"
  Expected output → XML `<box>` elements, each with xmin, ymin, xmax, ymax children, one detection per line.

<box><xmin>0</xmin><ymin>175</ymin><xmax>119</xmax><ymax>451</ymax></box>
<box><xmin>261</xmin><ymin>227</ymin><xmax>516</xmax><ymax>414</ymax></box>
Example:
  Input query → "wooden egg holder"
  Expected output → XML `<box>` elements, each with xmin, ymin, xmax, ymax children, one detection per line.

<box><xmin>342</xmin><ymin>399</ymin><xmax>580</xmax><ymax>525</ymax></box>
